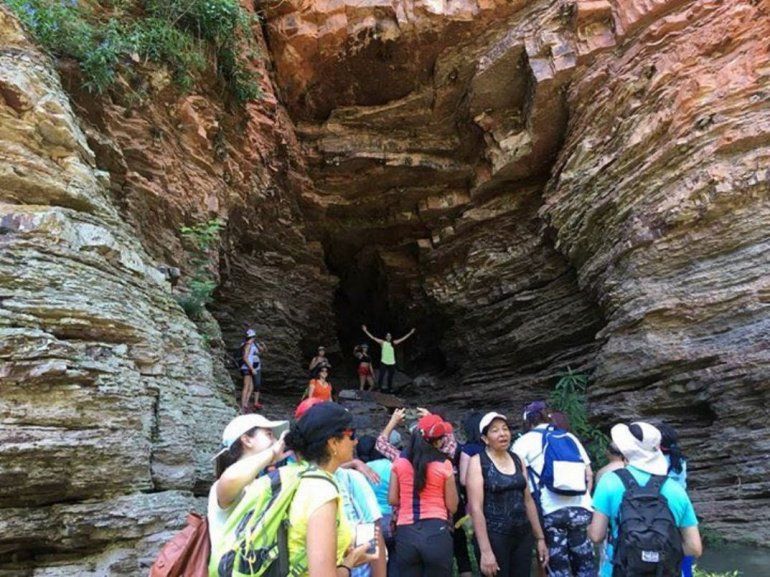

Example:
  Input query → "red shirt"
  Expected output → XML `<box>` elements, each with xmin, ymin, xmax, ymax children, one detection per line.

<box><xmin>308</xmin><ymin>379</ymin><xmax>332</xmax><ymax>401</ymax></box>
<box><xmin>392</xmin><ymin>457</ymin><xmax>453</xmax><ymax>525</ymax></box>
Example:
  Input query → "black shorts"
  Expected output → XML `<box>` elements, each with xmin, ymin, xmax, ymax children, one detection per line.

<box><xmin>240</xmin><ymin>366</ymin><xmax>262</xmax><ymax>390</ymax></box>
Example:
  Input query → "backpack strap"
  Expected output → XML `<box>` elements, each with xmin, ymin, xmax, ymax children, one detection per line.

<box><xmin>613</xmin><ymin>468</ymin><xmax>639</xmax><ymax>491</ymax></box>
<box><xmin>645</xmin><ymin>474</ymin><xmax>667</xmax><ymax>494</ymax></box>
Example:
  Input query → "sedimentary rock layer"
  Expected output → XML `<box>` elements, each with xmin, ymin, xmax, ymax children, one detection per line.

<box><xmin>542</xmin><ymin>0</ymin><xmax>770</xmax><ymax>541</ymax></box>
<box><xmin>262</xmin><ymin>0</ymin><xmax>770</xmax><ymax>543</ymax></box>
<box><xmin>0</xmin><ymin>8</ymin><xmax>335</xmax><ymax>575</ymax></box>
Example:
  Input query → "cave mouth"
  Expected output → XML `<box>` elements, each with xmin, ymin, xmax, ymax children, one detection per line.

<box><xmin>323</xmin><ymin>240</ymin><xmax>452</xmax><ymax>384</ymax></box>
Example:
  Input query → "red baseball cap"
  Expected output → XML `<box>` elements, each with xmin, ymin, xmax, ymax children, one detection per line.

<box><xmin>295</xmin><ymin>397</ymin><xmax>325</xmax><ymax>419</ymax></box>
<box><xmin>417</xmin><ymin>414</ymin><xmax>453</xmax><ymax>441</ymax></box>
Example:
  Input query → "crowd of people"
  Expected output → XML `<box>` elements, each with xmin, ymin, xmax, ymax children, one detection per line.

<box><xmin>221</xmin><ymin>328</ymin><xmax>702</xmax><ymax>577</ymax></box>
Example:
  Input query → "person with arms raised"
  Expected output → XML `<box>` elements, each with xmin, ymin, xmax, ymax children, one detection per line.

<box><xmin>361</xmin><ymin>325</ymin><xmax>415</xmax><ymax>393</ymax></box>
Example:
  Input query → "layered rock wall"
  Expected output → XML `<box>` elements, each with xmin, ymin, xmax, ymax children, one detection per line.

<box><xmin>543</xmin><ymin>0</ymin><xmax>770</xmax><ymax>541</ymax></box>
<box><xmin>262</xmin><ymin>0</ymin><xmax>770</xmax><ymax>543</ymax></box>
<box><xmin>0</xmin><ymin>9</ymin><xmax>230</xmax><ymax>573</ymax></box>
<box><xmin>0</xmin><ymin>4</ymin><xmax>337</xmax><ymax>573</ymax></box>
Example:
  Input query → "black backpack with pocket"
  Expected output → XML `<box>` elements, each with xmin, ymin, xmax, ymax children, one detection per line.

<box><xmin>612</xmin><ymin>469</ymin><xmax>683</xmax><ymax>577</ymax></box>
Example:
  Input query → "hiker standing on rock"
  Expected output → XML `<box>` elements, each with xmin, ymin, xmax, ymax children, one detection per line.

<box><xmin>309</xmin><ymin>345</ymin><xmax>331</xmax><ymax>375</ymax></box>
<box><xmin>361</xmin><ymin>325</ymin><xmax>415</xmax><ymax>393</ymax></box>
<box><xmin>354</xmin><ymin>343</ymin><xmax>376</xmax><ymax>391</ymax></box>
<box><xmin>240</xmin><ymin>329</ymin><xmax>267</xmax><ymax>412</ymax></box>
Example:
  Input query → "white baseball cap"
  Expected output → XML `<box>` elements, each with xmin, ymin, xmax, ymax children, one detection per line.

<box><xmin>479</xmin><ymin>412</ymin><xmax>508</xmax><ymax>434</ymax></box>
<box><xmin>221</xmin><ymin>414</ymin><xmax>288</xmax><ymax>450</ymax></box>
<box><xmin>245</xmin><ymin>329</ymin><xmax>257</xmax><ymax>338</ymax></box>
<box><xmin>611</xmin><ymin>422</ymin><xmax>668</xmax><ymax>476</ymax></box>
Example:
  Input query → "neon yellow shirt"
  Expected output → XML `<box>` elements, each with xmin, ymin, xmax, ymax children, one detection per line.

<box><xmin>288</xmin><ymin>471</ymin><xmax>352</xmax><ymax>576</ymax></box>
<box><xmin>381</xmin><ymin>341</ymin><xmax>395</xmax><ymax>365</ymax></box>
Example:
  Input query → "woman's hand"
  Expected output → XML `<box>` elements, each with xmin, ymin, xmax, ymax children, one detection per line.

<box><xmin>344</xmin><ymin>543</ymin><xmax>378</xmax><ymax>568</ymax></box>
<box><xmin>536</xmin><ymin>538</ymin><xmax>549</xmax><ymax>567</ymax></box>
<box><xmin>416</xmin><ymin>407</ymin><xmax>430</xmax><ymax>418</ymax></box>
<box><xmin>270</xmin><ymin>431</ymin><xmax>288</xmax><ymax>463</ymax></box>
<box><xmin>390</xmin><ymin>408</ymin><xmax>406</xmax><ymax>426</ymax></box>
<box><xmin>479</xmin><ymin>550</ymin><xmax>499</xmax><ymax>577</ymax></box>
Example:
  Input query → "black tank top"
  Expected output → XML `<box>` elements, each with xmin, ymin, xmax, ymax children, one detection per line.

<box><xmin>358</xmin><ymin>353</ymin><xmax>371</xmax><ymax>364</ymax></box>
<box><xmin>479</xmin><ymin>449</ymin><xmax>529</xmax><ymax>535</ymax></box>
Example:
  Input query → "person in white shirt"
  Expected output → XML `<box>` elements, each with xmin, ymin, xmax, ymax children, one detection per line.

<box><xmin>207</xmin><ymin>414</ymin><xmax>288</xmax><ymax>547</ymax></box>
<box><xmin>512</xmin><ymin>401</ymin><xmax>596</xmax><ymax>577</ymax></box>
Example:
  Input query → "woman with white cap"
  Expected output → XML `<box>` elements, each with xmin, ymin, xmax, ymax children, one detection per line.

<box><xmin>208</xmin><ymin>414</ymin><xmax>289</xmax><ymax>547</ymax></box>
<box><xmin>466</xmin><ymin>412</ymin><xmax>549</xmax><ymax>577</ymax></box>
<box><xmin>588</xmin><ymin>422</ymin><xmax>702</xmax><ymax>577</ymax></box>
<box><xmin>239</xmin><ymin>329</ymin><xmax>267</xmax><ymax>412</ymax></box>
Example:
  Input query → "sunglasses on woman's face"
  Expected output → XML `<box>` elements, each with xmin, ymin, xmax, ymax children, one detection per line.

<box><xmin>342</xmin><ymin>429</ymin><xmax>357</xmax><ymax>440</ymax></box>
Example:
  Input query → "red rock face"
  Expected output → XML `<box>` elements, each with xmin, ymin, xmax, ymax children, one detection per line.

<box><xmin>262</xmin><ymin>0</ymin><xmax>770</xmax><ymax>543</ymax></box>
<box><xmin>60</xmin><ymin>20</ymin><xmax>339</xmax><ymax>390</ymax></box>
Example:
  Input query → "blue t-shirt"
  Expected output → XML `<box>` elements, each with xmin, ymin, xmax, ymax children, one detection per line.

<box><xmin>594</xmin><ymin>466</ymin><xmax>698</xmax><ymax>577</ymax></box>
<box><xmin>365</xmin><ymin>458</ymin><xmax>393</xmax><ymax>516</ymax></box>
<box><xmin>335</xmin><ymin>468</ymin><xmax>382</xmax><ymax>577</ymax></box>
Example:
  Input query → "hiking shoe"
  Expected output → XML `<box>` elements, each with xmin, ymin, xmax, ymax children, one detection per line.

<box><xmin>254</xmin><ymin>402</ymin><xmax>264</xmax><ymax>410</ymax></box>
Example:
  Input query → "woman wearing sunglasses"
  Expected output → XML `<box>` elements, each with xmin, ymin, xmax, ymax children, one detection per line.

<box><xmin>285</xmin><ymin>401</ymin><xmax>378</xmax><ymax>576</ymax></box>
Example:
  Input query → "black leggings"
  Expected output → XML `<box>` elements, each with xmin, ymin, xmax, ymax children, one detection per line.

<box><xmin>395</xmin><ymin>520</ymin><xmax>453</xmax><ymax>577</ymax></box>
<box><xmin>378</xmin><ymin>363</ymin><xmax>396</xmax><ymax>390</ymax></box>
<box><xmin>474</xmin><ymin>527</ymin><xmax>534</xmax><ymax>577</ymax></box>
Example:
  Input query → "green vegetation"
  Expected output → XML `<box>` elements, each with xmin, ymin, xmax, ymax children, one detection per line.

<box><xmin>4</xmin><ymin>0</ymin><xmax>260</xmax><ymax>101</ymax></box>
<box><xmin>700</xmin><ymin>525</ymin><xmax>728</xmax><ymax>549</ymax></box>
<box><xmin>549</xmin><ymin>367</ymin><xmax>610</xmax><ymax>467</ymax></box>
<box><xmin>176</xmin><ymin>219</ymin><xmax>222</xmax><ymax>319</ymax></box>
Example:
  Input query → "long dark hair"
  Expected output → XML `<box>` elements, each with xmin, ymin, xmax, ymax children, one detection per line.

<box><xmin>462</xmin><ymin>412</ymin><xmax>484</xmax><ymax>445</ymax></box>
<box><xmin>658</xmin><ymin>422</ymin><xmax>686</xmax><ymax>474</ymax></box>
<box><xmin>215</xmin><ymin>426</ymin><xmax>259</xmax><ymax>479</ymax></box>
<box><xmin>404</xmin><ymin>433</ymin><xmax>446</xmax><ymax>492</ymax></box>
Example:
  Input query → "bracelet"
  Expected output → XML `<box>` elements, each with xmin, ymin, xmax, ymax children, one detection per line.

<box><xmin>337</xmin><ymin>564</ymin><xmax>352</xmax><ymax>577</ymax></box>
<box><xmin>536</xmin><ymin>537</ymin><xmax>546</xmax><ymax>541</ymax></box>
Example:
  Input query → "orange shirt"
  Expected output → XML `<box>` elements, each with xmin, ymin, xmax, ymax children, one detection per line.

<box><xmin>308</xmin><ymin>379</ymin><xmax>332</xmax><ymax>401</ymax></box>
<box><xmin>392</xmin><ymin>458</ymin><xmax>453</xmax><ymax>525</ymax></box>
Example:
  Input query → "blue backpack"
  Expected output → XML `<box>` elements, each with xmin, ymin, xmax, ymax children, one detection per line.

<box><xmin>532</xmin><ymin>426</ymin><xmax>587</xmax><ymax>496</ymax></box>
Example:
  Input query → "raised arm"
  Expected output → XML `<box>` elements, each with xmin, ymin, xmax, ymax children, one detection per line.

<box><xmin>361</xmin><ymin>325</ymin><xmax>385</xmax><ymax>345</ymax></box>
<box><xmin>217</xmin><ymin>435</ymin><xmax>284</xmax><ymax>508</ymax></box>
<box><xmin>376</xmin><ymin>409</ymin><xmax>405</xmax><ymax>461</ymax></box>
<box><xmin>393</xmin><ymin>328</ymin><xmax>416</xmax><ymax>345</ymax></box>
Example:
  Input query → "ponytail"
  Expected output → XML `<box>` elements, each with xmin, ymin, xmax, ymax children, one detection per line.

<box><xmin>404</xmin><ymin>433</ymin><xmax>445</xmax><ymax>492</ymax></box>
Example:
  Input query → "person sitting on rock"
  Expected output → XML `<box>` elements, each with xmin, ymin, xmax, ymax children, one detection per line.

<box><xmin>307</xmin><ymin>365</ymin><xmax>333</xmax><ymax>402</ymax></box>
<box><xmin>354</xmin><ymin>343</ymin><xmax>376</xmax><ymax>391</ymax></box>
<box><xmin>239</xmin><ymin>329</ymin><xmax>267</xmax><ymax>412</ymax></box>
<box><xmin>361</xmin><ymin>325</ymin><xmax>415</xmax><ymax>393</ymax></box>
<box><xmin>309</xmin><ymin>345</ymin><xmax>331</xmax><ymax>375</ymax></box>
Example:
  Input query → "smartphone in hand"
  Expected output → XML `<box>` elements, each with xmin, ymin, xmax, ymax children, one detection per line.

<box><xmin>355</xmin><ymin>522</ymin><xmax>377</xmax><ymax>554</ymax></box>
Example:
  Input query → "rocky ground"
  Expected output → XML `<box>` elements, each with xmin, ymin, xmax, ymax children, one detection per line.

<box><xmin>0</xmin><ymin>0</ymin><xmax>768</xmax><ymax>574</ymax></box>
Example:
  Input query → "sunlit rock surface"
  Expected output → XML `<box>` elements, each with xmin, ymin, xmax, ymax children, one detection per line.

<box><xmin>263</xmin><ymin>0</ymin><xmax>770</xmax><ymax>544</ymax></box>
<box><xmin>1</xmin><ymin>0</ymin><xmax>769</xmax><ymax>572</ymax></box>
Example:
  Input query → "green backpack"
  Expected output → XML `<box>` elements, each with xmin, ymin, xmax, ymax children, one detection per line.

<box><xmin>209</xmin><ymin>464</ymin><xmax>337</xmax><ymax>577</ymax></box>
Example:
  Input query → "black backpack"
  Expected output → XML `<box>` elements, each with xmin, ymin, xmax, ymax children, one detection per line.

<box><xmin>612</xmin><ymin>469</ymin><xmax>683</xmax><ymax>577</ymax></box>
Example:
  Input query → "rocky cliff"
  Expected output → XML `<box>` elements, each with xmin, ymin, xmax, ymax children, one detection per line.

<box><xmin>1</xmin><ymin>0</ymin><xmax>768</xmax><ymax>573</ymax></box>
<box><xmin>0</xmin><ymin>4</ymin><xmax>335</xmax><ymax>574</ymax></box>
<box><xmin>263</xmin><ymin>0</ymin><xmax>769</xmax><ymax>543</ymax></box>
